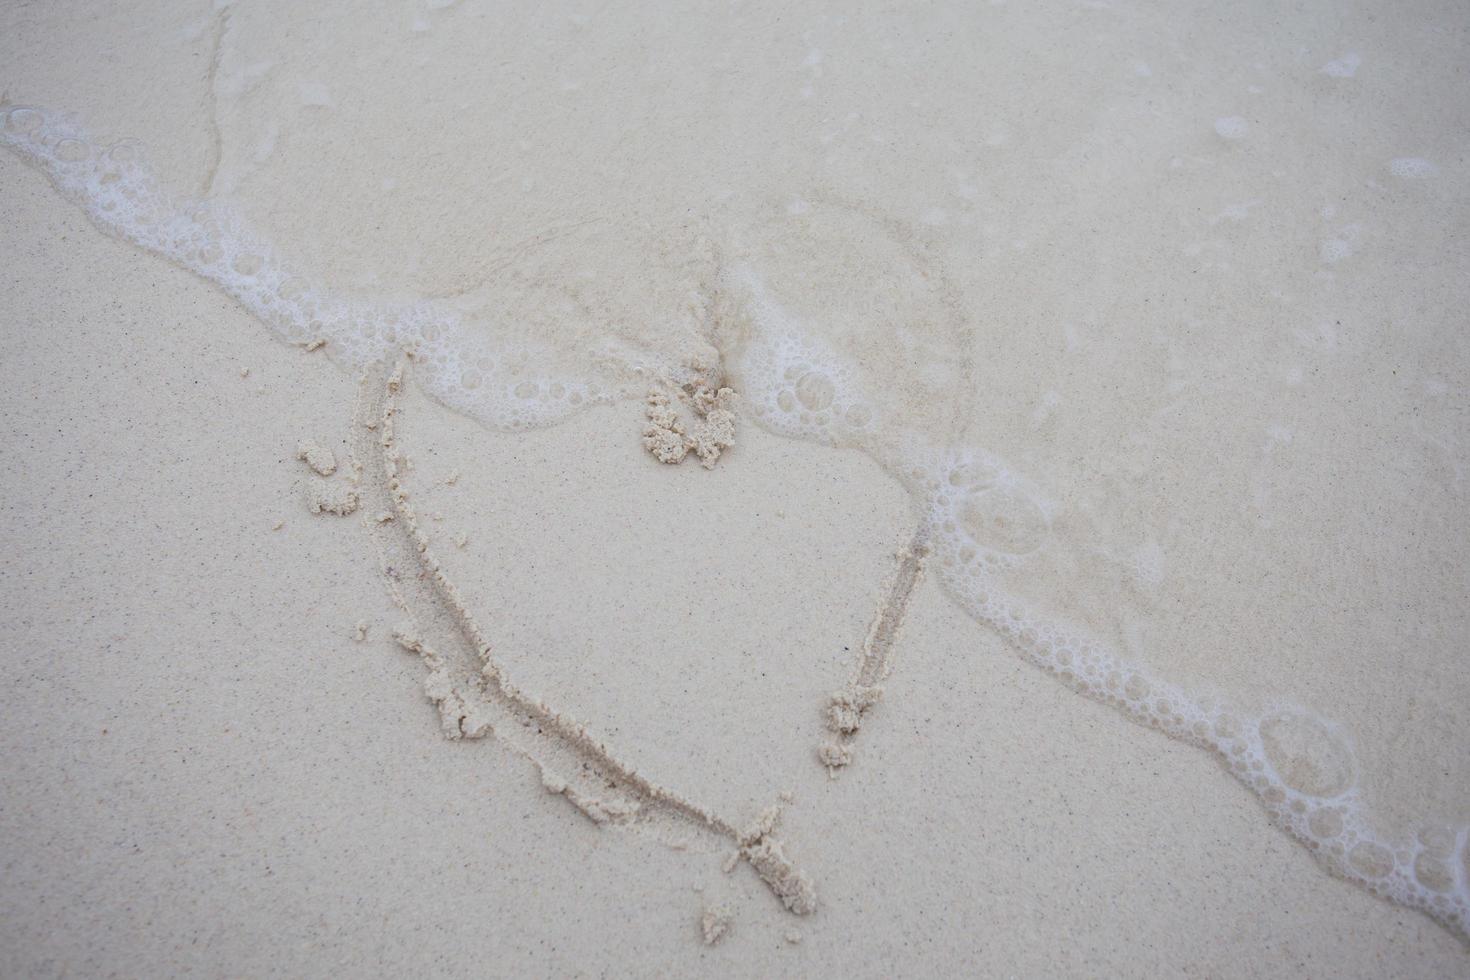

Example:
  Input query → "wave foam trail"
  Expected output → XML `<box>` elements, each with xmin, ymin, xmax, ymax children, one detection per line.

<box><xmin>1</xmin><ymin>104</ymin><xmax>600</xmax><ymax>432</ymax></box>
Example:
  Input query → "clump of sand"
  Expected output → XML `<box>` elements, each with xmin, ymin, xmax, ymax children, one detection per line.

<box><xmin>738</xmin><ymin>805</ymin><xmax>817</xmax><ymax>916</ymax></box>
<box><xmin>295</xmin><ymin>439</ymin><xmax>337</xmax><ymax>476</ymax></box>
<box><xmin>642</xmin><ymin>382</ymin><xmax>736</xmax><ymax>469</ymax></box>
<box><xmin>700</xmin><ymin>902</ymin><xmax>733</xmax><ymax>945</ymax></box>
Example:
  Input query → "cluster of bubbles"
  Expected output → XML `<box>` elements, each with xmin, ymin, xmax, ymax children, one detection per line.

<box><xmin>723</xmin><ymin>264</ymin><xmax>878</xmax><ymax>447</ymax></box>
<box><xmin>5</xmin><ymin>103</ymin><xmax>1467</xmax><ymax>941</ymax></box>
<box><xmin>0</xmin><ymin>105</ymin><xmax>598</xmax><ymax>432</ymax></box>
<box><xmin>910</xmin><ymin>445</ymin><xmax>1052</xmax><ymax>571</ymax></box>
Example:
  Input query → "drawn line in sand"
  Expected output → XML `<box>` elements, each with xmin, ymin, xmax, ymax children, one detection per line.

<box><xmin>819</xmin><ymin>533</ymin><xmax>929</xmax><ymax>773</ymax></box>
<box><xmin>349</xmin><ymin>360</ymin><xmax>817</xmax><ymax>915</ymax></box>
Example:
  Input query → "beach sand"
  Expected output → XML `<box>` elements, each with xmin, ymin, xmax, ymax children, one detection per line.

<box><xmin>2</xmin><ymin>1</ymin><xmax>1468</xmax><ymax>975</ymax></box>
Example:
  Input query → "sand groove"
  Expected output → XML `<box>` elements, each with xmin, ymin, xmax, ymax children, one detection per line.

<box><xmin>819</xmin><ymin>532</ymin><xmax>929</xmax><ymax>773</ymax></box>
<box><xmin>199</xmin><ymin>8</ymin><xmax>230</xmax><ymax>198</ymax></box>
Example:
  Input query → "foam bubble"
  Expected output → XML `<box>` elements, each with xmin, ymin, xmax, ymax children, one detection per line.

<box><xmin>794</xmin><ymin>370</ymin><xmax>836</xmax><ymax>412</ymax></box>
<box><xmin>957</xmin><ymin>486</ymin><xmax>1048</xmax><ymax>557</ymax></box>
<box><xmin>1348</xmin><ymin>841</ymin><xmax>1395</xmax><ymax>878</ymax></box>
<box><xmin>1415</xmin><ymin>851</ymin><xmax>1456</xmax><ymax>893</ymax></box>
<box><xmin>1309</xmin><ymin>807</ymin><xmax>1343</xmax><ymax>840</ymax></box>
<box><xmin>54</xmin><ymin>137</ymin><xmax>89</xmax><ymax>162</ymax></box>
<box><xmin>3</xmin><ymin>106</ymin><xmax>42</xmax><ymax>135</ymax></box>
<box><xmin>1258</xmin><ymin>713</ymin><xmax>1355</xmax><ymax>798</ymax></box>
<box><xmin>917</xmin><ymin>446</ymin><xmax>1051</xmax><ymax>572</ymax></box>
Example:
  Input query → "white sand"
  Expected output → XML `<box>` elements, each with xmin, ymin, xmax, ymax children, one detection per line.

<box><xmin>3</xmin><ymin>0</ymin><xmax>1468</xmax><ymax>975</ymax></box>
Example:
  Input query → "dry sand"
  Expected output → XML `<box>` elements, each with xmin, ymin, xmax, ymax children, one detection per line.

<box><xmin>3</xmin><ymin>0</ymin><xmax>1468</xmax><ymax>976</ymax></box>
